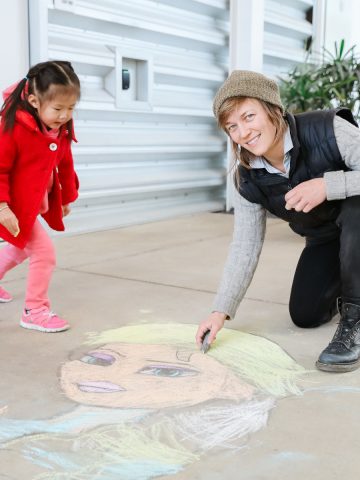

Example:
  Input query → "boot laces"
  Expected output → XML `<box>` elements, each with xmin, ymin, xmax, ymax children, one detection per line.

<box><xmin>330</xmin><ymin>320</ymin><xmax>360</xmax><ymax>349</ymax></box>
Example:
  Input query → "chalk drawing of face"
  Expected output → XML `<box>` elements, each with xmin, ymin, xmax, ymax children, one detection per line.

<box><xmin>61</xmin><ymin>343</ymin><xmax>254</xmax><ymax>408</ymax></box>
<box><xmin>0</xmin><ymin>325</ymin><xmax>306</xmax><ymax>480</ymax></box>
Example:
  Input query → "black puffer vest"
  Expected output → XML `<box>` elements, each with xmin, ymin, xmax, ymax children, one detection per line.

<box><xmin>237</xmin><ymin>108</ymin><xmax>358</xmax><ymax>241</ymax></box>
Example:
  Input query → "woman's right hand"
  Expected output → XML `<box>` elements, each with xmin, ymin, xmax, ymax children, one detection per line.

<box><xmin>0</xmin><ymin>205</ymin><xmax>20</xmax><ymax>237</ymax></box>
<box><xmin>195</xmin><ymin>311</ymin><xmax>228</xmax><ymax>349</ymax></box>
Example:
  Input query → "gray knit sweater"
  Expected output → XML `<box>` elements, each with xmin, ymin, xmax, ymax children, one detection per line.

<box><xmin>212</xmin><ymin>116</ymin><xmax>360</xmax><ymax>318</ymax></box>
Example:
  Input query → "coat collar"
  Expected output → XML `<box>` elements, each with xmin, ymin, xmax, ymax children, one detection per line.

<box><xmin>285</xmin><ymin>112</ymin><xmax>300</xmax><ymax>177</ymax></box>
<box><xmin>15</xmin><ymin>110</ymin><xmax>77</xmax><ymax>142</ymax></box>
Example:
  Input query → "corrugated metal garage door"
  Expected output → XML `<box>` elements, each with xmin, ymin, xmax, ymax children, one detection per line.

<box><xmin>263</xmin><ymin>0</ymin><xmax>316</xmax><ymax>78</ymax></box>
<box><xmin>29</xmin><ymin>0</ymin><xmax>229</xmax><ymax>234</ymax></box>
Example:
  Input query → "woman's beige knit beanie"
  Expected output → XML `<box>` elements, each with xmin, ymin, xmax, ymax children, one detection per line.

<box><xmin>213</xmin><ymin>70</ymin><xmax>284</xmax><ymax>118</ymax></box>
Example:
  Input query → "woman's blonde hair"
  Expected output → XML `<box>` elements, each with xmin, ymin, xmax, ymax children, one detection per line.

<box><xmin>217</xmin><ymin>97</ymin><xmax>288</xmax><ymax>187</ymax></box>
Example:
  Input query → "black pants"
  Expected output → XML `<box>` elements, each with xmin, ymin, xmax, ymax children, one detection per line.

<box><xmin>289</xmin><ymin>196</ymin><xmax>360</xmax><ymax>328</ymax></box>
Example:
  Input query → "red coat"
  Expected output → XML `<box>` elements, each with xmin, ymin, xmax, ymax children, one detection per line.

<box><xmin>0</xmin><ymin>110</ymin><xmax>79</xmax><ymax>248</ymax></box>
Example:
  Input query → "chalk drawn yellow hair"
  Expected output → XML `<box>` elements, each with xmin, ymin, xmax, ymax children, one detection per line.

<box><xmin>85</xmin><ymin>323</ymin><xmax>305</xmax><ymax>397</ymax></box>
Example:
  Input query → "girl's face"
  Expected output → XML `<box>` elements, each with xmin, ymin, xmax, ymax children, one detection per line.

<box><xmin>60</xmin><ymin>343</ymin><xmax>254</xmax><ymax>409</ymax></box>
<box><xmin>28</xmin><ymin>92</ymin><xmax>78</xmax><ymax>129</ymax></box>
<box><xmin>225</xmin><ymin>98</ymin><xmax>277</xmax><ymax>159</ymax></box>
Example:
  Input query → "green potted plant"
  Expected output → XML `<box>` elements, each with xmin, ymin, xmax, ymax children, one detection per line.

<box><xmin>279</xmin><ymin>40</ymin><xmax>360</xmax><ymax>118</ymax></box>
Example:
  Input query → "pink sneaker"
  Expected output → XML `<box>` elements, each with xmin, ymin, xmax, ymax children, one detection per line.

<box><xmin>0</xmin><ymin>286</ymin><xmax>12</xmax><ymax>303</ymax></box>
<box><xmin>20</xmin><ymin>307</ymin><xmax>70</xmax><ymax>333</ymax></box>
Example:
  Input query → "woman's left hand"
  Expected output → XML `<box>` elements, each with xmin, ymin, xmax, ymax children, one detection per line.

<box><xmin>62</xmin><ymin>204</ymin><xmax>71</xmax><ymax>217</ymax></box>
<box><xmin>285</xmin><ymin>178</ymin><xmax>326</xmax><ymax>213</ymax></box>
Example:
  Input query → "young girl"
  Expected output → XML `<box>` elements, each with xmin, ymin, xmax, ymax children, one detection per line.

<box><xmin>0</xmin><ymin>60</ymin><xmax>80</xmax><ymax>332</ymax></box>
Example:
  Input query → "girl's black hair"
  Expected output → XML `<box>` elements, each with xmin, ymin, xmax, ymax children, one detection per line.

<box><xmin>0</xmin><ymin>60</ymin><xmax>81</xmax><ymax>133</ymax></box>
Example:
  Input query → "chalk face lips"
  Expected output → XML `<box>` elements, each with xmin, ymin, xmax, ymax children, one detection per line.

<box><xmin>77</xmin><ymin>381</ymin><xmax>125</xmax><ymax>393</ymax></box>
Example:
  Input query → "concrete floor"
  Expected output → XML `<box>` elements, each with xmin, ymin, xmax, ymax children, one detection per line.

<box><xmin>0</xmin><ymin>212</ymin><xmax>359</xmax><ymax>479</ymax></box>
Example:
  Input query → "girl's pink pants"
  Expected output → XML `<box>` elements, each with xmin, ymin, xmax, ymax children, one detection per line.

<box><xmin>0</xmin><ymin>219</ymin><xmax>56</xmax><ymax>309</ymax></box>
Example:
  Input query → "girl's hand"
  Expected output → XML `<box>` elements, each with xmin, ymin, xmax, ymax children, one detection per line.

<box><xmin>195</xmin><ymin>311</ymin><xmax>228</xmax><ymax>348</ymax></box>
<box><xmin>284</xmin><ymin>178</ymin><xmax>326</xmax><ymax>213</ymax></box>
<box><xmin>62</xmin><ymin>204</ymin><xmax>71</xmax><ymax>217</ymax></box>
<box><xmin>0</xmin><ymin>205</ymin><xmax>20</xmax><ymax>237</ymax></box>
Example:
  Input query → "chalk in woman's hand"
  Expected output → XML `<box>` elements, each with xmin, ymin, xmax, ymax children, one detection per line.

<box><xmin>201</xmin><ymin>330</ymin><xmax>211</xmax><ymax>354</ymax></box>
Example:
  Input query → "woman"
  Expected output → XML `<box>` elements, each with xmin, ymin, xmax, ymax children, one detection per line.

<box><xmin>195</xmin><ymin>70</ymin><xmax>360</xmax><ymax>373</ymax></box>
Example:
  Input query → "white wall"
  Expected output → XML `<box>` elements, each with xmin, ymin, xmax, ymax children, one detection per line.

<box><xmin>0</xmin><ymin>0</ymin><xmax>29</xmax><ymax>93</ymax></box>
<box><xmin>348</xmin><ymin>0</ymin><xmax>360</xmax><ymax>49</ymax></box>
<box><xmin>324</xmin><ymin>0</ymin><xmax>360</xmax><ymax>55</ymax></box>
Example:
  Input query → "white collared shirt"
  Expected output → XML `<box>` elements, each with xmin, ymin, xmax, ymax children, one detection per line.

<box><xmin>249</xmin><ymin>127</ymin><xmax>293</xmax><ymax>178</ymax></box>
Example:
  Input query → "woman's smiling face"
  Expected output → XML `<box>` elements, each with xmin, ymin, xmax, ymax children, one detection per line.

<box><xmin>60</xmin><ymin>343</ymin><xmax>254</xmax><ymax>408</ymax></box>
<box><xmin>225</xmin><ymin>98</ymin><xmax>277</xmax><ymax>159</ymax></box>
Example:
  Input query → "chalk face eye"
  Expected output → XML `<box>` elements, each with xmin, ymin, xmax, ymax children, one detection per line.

<box><xmin>80</xmin><ymin>352</ymin><xmax>116</xmax><ymax>366</ymax></box>
<box><xmin>137</xmin><ymin>365</ymin><xmax>199</xmax><ymax>377</ymax></box>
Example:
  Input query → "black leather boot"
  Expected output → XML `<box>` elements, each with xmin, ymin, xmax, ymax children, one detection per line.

<box><xmin>316</xmin><ymin>302</ymin><xmax>360</xmax><ymax>372</ymax></box>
